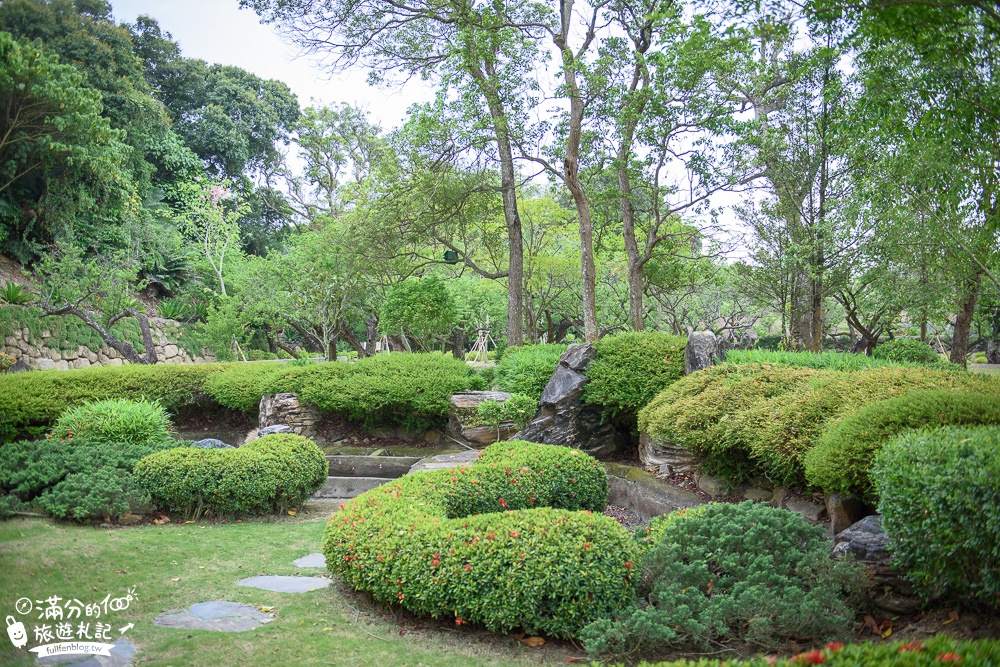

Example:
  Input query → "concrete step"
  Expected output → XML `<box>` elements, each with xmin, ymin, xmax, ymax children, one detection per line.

<box><xmin>326</xmin><ymin>455</ymin><xmax>421</xmax><ymax>478</ymax></box>
<box><xmin>313</xmin><ymin>476</ymin><xmax>392</xmax><ymax>499</ymax></box>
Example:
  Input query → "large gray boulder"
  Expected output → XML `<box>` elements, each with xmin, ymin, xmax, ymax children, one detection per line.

<box><xmin>832</xmin><ymin>515</ymin><xmax>920</xmax><ymax>614</ymax></box>
<box><xmin>511</xmin><ymin>344</ymin><xmax>625</xmax><ymax>459</ymax></box>
<box><xmin>685</xmin><ymin>330</ymin><xmax>720</xmax><ymax>374</ymax></box>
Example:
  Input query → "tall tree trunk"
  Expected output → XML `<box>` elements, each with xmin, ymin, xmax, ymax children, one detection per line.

<box><xmin>558</xmin><ymin>43</ymin><xmax>598</xmax><ymax>343</ymax></box>
<box><xmin>466</xmin><ymin>55</ymin><xmax>524</xmax><ymax>349</ymax></box>
<box><xmin>950</xmin><ymin>271</ymin><xmax>983</xmax><ymax>366</ymax></box>
<box><xmin>810</xmin><ymin>277</ymin><xmax>824</xmax><ymax>352</ymax></box>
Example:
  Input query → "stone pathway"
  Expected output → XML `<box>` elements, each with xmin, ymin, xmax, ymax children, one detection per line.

<box><xmin>293</xmin><ymin>553</ymin><xmax>326</xmax><ymax>568</ymax></box>
<box><xmin>153</xmin><ymin>601</ymin><xmax>274</xmax><ymax>632</ymax></box>
<box><xmin>236</xmin><ymin>575</ymin><xmax>330</xmax><ymax>593</ymax></box>
<box><xmin>408</xmin><ymin>449</ymin><xmax>479</xmax><ymax>474</ymax></box>
<box><xmin>35</xmin><ymin>638</ymin><xmax>137</xmax><ymax>667</ymax></box>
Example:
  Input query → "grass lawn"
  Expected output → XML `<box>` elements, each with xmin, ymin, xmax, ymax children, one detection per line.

<box><xmin>0</xmin><ymin>506</ymin><xmax>579</xmax><ymax>667</ymax></box>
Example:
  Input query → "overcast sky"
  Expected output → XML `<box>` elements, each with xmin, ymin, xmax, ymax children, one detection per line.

<box><xmin>111</xmin><ymin>0</ymin><xmax>435</xmax><ymax>128</ymax></box>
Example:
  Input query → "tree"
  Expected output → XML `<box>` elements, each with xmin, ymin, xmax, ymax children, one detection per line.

<box><xmin>32</xmin><ymin>245</ymin><xmax>159</xmax><ymax>364</ymax></box>
<box><xmin>379</xmin><ymin>276</ymin><xmax>458</xmax><ymax>351</ymax></box>
<box><xmin>242</xmin><ymin>0</ymin><xmax>539</xmax><ymax>348</ymax></box>
<box><xmin>176</xmin><ymin>180</ymin><xmax>246</xmax><ymax>297</ymax></box>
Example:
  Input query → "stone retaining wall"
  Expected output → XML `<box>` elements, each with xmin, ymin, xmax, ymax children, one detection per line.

<box><xmin>2</xmin><ymin>317</ymin><xmax>214</xmax><ymax>370</ymax></box>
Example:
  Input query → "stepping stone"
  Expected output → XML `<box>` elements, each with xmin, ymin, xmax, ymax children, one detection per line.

<box><xmin>294</xmin><ymin>553</ymin><xmax>326</xmax><ymax>569</ymax></box>
<box><xmin>35</xmin><ymin>637</ymin><xmax>137</xmax><ymax>667</ymax></box>
<box><xmin>153</xmin><ymin>600</ymin><xmax>273</xmax><ymax>632</ymax></box>
<box><xmin>408</xmin><ymin>449</ymin><xmax>480</xmax><ymax>474</ymax></box>
<box><xmin>236</xmin><ymin>575</ymin><xmax>330</xmax><ymax>593</ymax></box>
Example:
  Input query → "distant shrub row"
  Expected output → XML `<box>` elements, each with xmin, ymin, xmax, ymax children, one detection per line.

<box><xmin>724</xmin><ymin>347</ymin><xmax>953</xmax><ymax>371</ymax></box>
<box><xmin>0</xmin><ymin>352</ymin><xmax>475</xmax><ymax>441</ymax></box>
<box><xmin>638</xmin><ymin>362</ymin><xmax>998</xmax><ymax>485</ymax></box>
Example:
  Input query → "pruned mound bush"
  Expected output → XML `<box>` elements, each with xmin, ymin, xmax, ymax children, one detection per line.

<box><xmin>874</xmin><ymin>426</ymin><xmax>1000</xmax><ymax>608</ymax></box>
<box><xmin>639</xmin><ymin>363</ymin><xmax>998</xmax><ymax>485</ymax></box>
<box><xmin>581</xmin><ymin>502</ymin><xmax>866</xmax><ymax>659</ymax></box>
<box><xmin>872</xmin><ymin>338</ymin><xmax>942</xmax><ymax>364</ymax></box>
<box><xmin>805</xmin><ymin>391</ymin><xmax>1000</xmax><ymax>502</ymax></box>
<box><xmin>583</xmin><ymin>331</ymin><xmax>686</xmax><ymax>420</ymax></box>
<box><xmin>134</xmin><ymin>433</ymin><xmax>327</xmax><ymax>518</ymax></box>
<box><xmin>324</xmin><ymin>441</ymin><xmax>638</xmax><ymax>638</ymax></box>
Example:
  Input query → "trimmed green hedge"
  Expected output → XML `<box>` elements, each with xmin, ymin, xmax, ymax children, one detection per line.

<box><xmin>724</xmin><ymin>349</ymin><xmax>906</xmax><ymax>370</ymax></box>
<box><xmin>638</xmin><ymin>363</ymin><xmax>998</xmax><ymax>485</ymax></box>
<box><xmin>0</xmin><ymin>363</ymin><xmax>226</xmax><ymax>441</ymax></box>
<box><xmin>324</xmin><ymin>440</ymin><xmax>638</xmax><ymax>638</ymax></box>
<box><xmin>0</xmin><ymin>352</ymin><xmax>475</xmax><ymax>441</ymax></box>
<box><xmin>582</xmin><ymin>502</ymin><xmax>864</xmax><ymax>658</ymax></box>
<box><xmin>583</xmin><ymin>332</ymin><xmax>686</xmax><ymax>420</ymax></box>
<box><xmin>631</xmin><ymin>637</ymin><xmax>1000</xmax><ymax>666</ymax></box>
<box><xmin>805</xmin><ymin>391</ymin><xmax>1000</xmax><ymax>502</ymax></box>
<box><xmin>873</xmin><ymin>426</ymin><xmax>1000</xmax><ymax>608</ymax></box>
<box><xmin>494</xmin><ymin>343</ymin><xmax>567</xmax><ymax>399</ymax></box>
<box><xmin>134</xmin><ymin>433</ymin><xmax>328</xmax><ymax>518</ymax></box>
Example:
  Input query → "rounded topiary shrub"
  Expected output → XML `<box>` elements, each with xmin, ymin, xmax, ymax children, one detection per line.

<box><xmin>324</xmin><ymin>440</ymin><xmax>638</xmax><ymax>638</ymax></box>
<box><xmin>580</xmin><ymin>502</ymin><xmax>867</xmax><ymax>660</ymax></box>
<box><xmin>805</xmin><ymin>391</ymin><xmax>1000</xmax><ymax>502</ymax></box>
<box><xmin>871</xmin><ymin>338</ymin><xmax>941</xmax><ymax>364</ymax></box>
<box><xmin>583</xmin><ymin>331</ymin><xmax>686</xmax><ymax>420</ymax></box>
<box><xmin>873</xmin><ymin>425</ymin><xmax>1000</xmax><ymax>608</ymax></box>
<box><xmin>134</xmin><ymin>433</ymin><xmax>328</xmax><ymax>518</ymax></box>
<box><xmin>52</xmin><ymin>398</ymin><xmax>174</xmax><ymax>447</ymax></box>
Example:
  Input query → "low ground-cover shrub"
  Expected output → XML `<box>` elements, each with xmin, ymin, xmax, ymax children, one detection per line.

<box><xmin>640</xmin><ymin>363</ymin><xmax>999</xmax><ymax>485</ymax></box>
<box><xmin>805</xmin><ymin>391</ymin><xmax>1000</xmax><ymax>502</ymax></box>
<box><xmin>0</xmin><ymin>399</ymin><xmax>180</xmax><ymax>521</ymax></box>
<box><xmin>494</xmin><ymin>343</ymin><xmax>567</xmax><ymax>399</ymax></box>
<box><xmin>583</xmin><ymin>331</ymin><xmax>686</xmax><ymax>421</ymax></box>
<box><xmin>873</xmin><ymin>426</ymin><xmax>1000</xmax><ymax>608</ymax></box>
<box><xmin>872</xmin><ymin>338</ymin><xmax>942</xmax><ymax>364</ymax></box>
<box><xmin>581</xmin><ymin>502</ymin><xmax>865</xmax><ymax>659</ymax></box>
<box><xmin>324</xmin><ymin>440</ymin><xmax>638</xmax><ymax>638</ymax></box>
<box><xmin>631</xmin><ymin>637</ymin><xmax>1000</xmax><ymax>667</ymax></box>
<box><xmin>134</xmin><ymin>433</ymin><xmax>327</xmax><ymax>518</ymax></box>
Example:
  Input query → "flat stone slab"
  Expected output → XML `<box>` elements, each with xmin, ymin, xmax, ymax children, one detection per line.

<box><xmin>409</xmin><ymin>449</ymin><xmax>480</xmax><ymax>474</ymax></box>
<box><xmin>35</xmin><ymin>637</ymin><xmax>136</xmax><ymax>667</ymax></box>
<box><xmin>605</xmin><ymin>463</ymin><xmax>703</xmax><ymax>521</ymax></box>
<box><xmin>153</xmin><ymin>600</ymin><xmax>273</xmax><ymax>632</ymax></box>
<box><xmin>294</xmin><ymin>553</ymin><xmax>327</xmax><ymax>569</ymax></box>
<box><xmin>236</xmin><ymin>575</ymin><xmax>330</xmax><ymax>593</ymax></box>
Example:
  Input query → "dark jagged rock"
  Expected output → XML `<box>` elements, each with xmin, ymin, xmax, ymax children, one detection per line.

<box><xmin>832</xmin><ymin>515</ymin><xmax>921</xmax><ymax>614</ymax></box>
<box><xmin>512</xmin><ymin>344</ymin><xmax>625</xmax><ymax>459</ymax></box>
